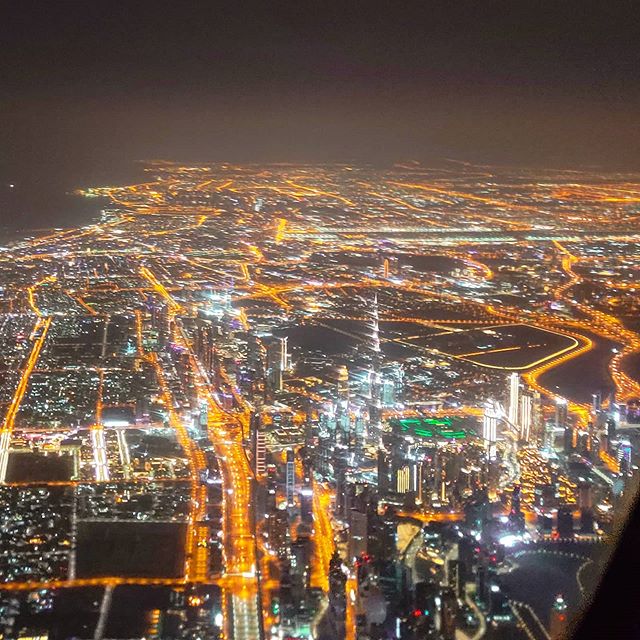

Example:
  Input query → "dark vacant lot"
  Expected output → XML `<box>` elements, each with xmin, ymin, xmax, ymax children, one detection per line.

<box><xmin>77</xmin><ymin>521</ymin><xmax>186</xmax><ymax>578</ymax></box>
<box><xmin>6</xmin><ymin>452</ymin><xmax>74</xmax><ymax>482</ymax></box>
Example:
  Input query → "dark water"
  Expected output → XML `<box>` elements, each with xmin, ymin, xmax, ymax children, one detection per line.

<box><xmin>0</xmin><ymin>190</ymin><xmax>105</xmax><ymax>240</ymax></box>
<box><xmin>0</xmin><ymin>162</ymin><xmax>144</xmax><ymax>239</ymax></box>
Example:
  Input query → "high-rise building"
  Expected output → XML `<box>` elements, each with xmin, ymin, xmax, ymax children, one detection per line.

<box><xmin>483</xmin><ymin>401</ymin><xmax>500</xmax><ymax>461</ymax></box>
<box><xmin>563</xmin><ymin>423</ymin><xmax>574</xmax><ymax>454</ymax></box>
<box><xmin>520</xmin><ymin>393</ymin><xmax>533</xmax><ymax>442</ymax></box>
<box><xmin>508</xmin><ymin>373</ymin><xmax>520</xmax><ymax>427</ymax></box>
<box><xmin>555</xmin><ymin>397</ymin><xmax>568</xmax><ymax>430</ymax></box>
<box><xmin>251</xmin><ymin>413</ymin><xmax>267</xmax><ymax>478</ymax></box>
<box><xmin>334</xmin><ymin>365</ymin><xmax>351</xmax><ymax>444</ymax></box>
<box><xmin>336</xmin><ymin>364</ymin><xmax>349</xmax><ymax>403</ymax></box>
<box><xmin>544</xmin><ymin>419</ymin><xmax>556</xmax><ymax>451</ymax></box>
<box><xmin>605</xmin><ymin>417</ymin><xmax>616</xmax><ymax>443</ymax></box>
<box><xmin>396</xmin><ymin>465</ymin><xmax>411</xmax><ymax>494</ymax></box>
<box><xmin>348</xmin><ymin>508</ymin><xmax>368</xmax><ymax>561</ymax></box>
<box><xmin>194</xmin><ymin>319</ymin><xmax>219</xmax><ymax>375</ymax></box>
<box><xmin>579</xmin><ymin>482</ymin><xmax>594</xmax><ymax>534</ymax></box>
<box><xmin>245</xmin><ymin>332</ymin><xmax>265</xmax><ymax>402</ymax></box>
<box><xmin>557</xmin><ymin>506</ymin><xmax>574</xmax><ymax>538</ymax></box>
<box><xmin>377</xmin><ymin>446</ymin><xmax>392</xmax><ymax>496</ymax></box>
<box><xmin>266</xmin><ymin>336</ymin><xmax>287</xmax><ymax>398</ymax></box>
<box><xmin>532</xmin><ymin>390</ymin><xmax>543</xmax><ymax>443</ymax></box>
<box><xmin>366</xmin><ymin>293</ymin><xmax>383</xmax><ymax>443</ymax></box>
<box><xmin>592</xmin><ymin>392</ymin><xmax>601</xmax><ymax>414</ymax></box>
<box><xmin>333</xmin><ymin>447</ymin><xmax>350</xmax><ymax>520</ymax></box>
<box><xmin>285</xmin><ymin>449</ymin><xmax>295</xmax><ymax>509</ymax></box>
<box><xmin>381</xmin><ymin>363</ymin><xmax>403</xmax><ymax>407</ymax></box>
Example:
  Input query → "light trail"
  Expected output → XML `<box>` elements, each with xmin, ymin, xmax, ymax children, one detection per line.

<box><xmin>445</xmin><ymin>249</ymin><xmax>494</xmax><ymax>280</ymax></box>
<box><xmin>175</xmin><ymin>322</ymin><xmax>261</xmax><ymax>639</ymax></box>
<box><xmin>395</xmin><ymin>510</ymin><xmax>463</xmax><ymax>523</ymax></box>
<box><xmin>345</xmin><ymin>574</ymin><xmax>357</xmax><ymax>640</ymax></box>
<box><xmin>134</xmin><ymin>310</ymin><xmax>145</xmax><ymax>355</ymax></box>
<box><xmin>27</xmin><ymin>275</ymin><xmax>57</xmax><ymax>316</ymax></box>
<box><xmin>140</xmin><ymin>266</ymin><xmax>183</xmax><ymax>313</ymax></box>
<box><xmin>388</xmin><ymin>181</ymin><xmax>533</xmax><ymax>229</ymax></box>
<box><xmin>364</xmin><ymin>190</ymin><xmax>448</xmax><ymax>227</ymax></box>
<box><xmin>310</xmin><ymin>479</ymin><xmax>335</xmax><ymax>591</ymax></box>
<box><xmin>0</xmin><ymin>576</ymin><xmax>202</xmax><ymax>592</ymax></box>
<box><xmin>1</xmin><ymin>477</ymin><xmax>192</xmax><ymax>488</ymax></box>
<box><xmin>205</xmin><ymin>393</ymin><xmax>261</xmax><ymax>640</ymax></box>
<box><xmin>553</xmin><ymin>241</ymin><xmax>640</xmax><ymax>400</ymax></box>
<box><xmin>0</xmin><ymin>316</ymin><xmax>52</xmax><ymax>482</ymax></box>
<box><xmin>90</xmin><ymin>429</ymin><xmax>109</xmax><ymax>482</ymax></box>
<box><xmin>245</xmin><ymin>243</ymin><xmax>265</xmax><ymax>262</ymax></box>
<box><xmin>67</xmin><ymin>291</ymin><xmax>98</xmax><ymax>316</ymax></box>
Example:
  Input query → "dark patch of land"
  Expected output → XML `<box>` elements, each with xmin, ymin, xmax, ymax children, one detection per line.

<box><xmin>6</xmin><ymin>452</ymin><xmax>74</xmax><ymax>482</ymax></box>
<box><xmin>76</xmin><ymin>521</ymin><xmax>186</xmax><ymax>578</ymax></box>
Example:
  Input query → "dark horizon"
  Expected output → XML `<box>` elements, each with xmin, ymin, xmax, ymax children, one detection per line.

<box><xmin>2</xmin><ymin>1</ymin><xmax>640</xmax><ymax>200</ymax></box>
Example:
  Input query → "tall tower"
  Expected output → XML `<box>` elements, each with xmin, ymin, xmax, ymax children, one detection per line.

<box><xmin>544</xmin><ymin>419</ymin><xmax>556</xmax><ymax>451</ymax></box>
<box><xmin>520</xmin><ymin>393</ymin><xmax>533</xmax><ymax>443</ymax></box>
<box><xmin>592</xmin><ymin>392</ymin><xmax>601</xmax><ymax>414</ymax></box>
<box><xmin>532</xmin><ymin>390</ymin><xmax>543</xmax><ymax>444</ymax></box>
<box><xmin>251</xmin><ymin>413</ymin><xmax>266</xmax><ymax>478</ymax></box>
<box><xmin>266</xmin><ymin>336</ymin><xmax>287</xmax><ymax>398</ymax></box>
<box><xmin>508</xmin><ymin>373</ymin><xmax>520</xmax><ymax>427</ymax></box>
<box><xmin>285</xmin><ymin>449</ymin><xmax>295</xmax><ymax>509</ymax></box>
<box><xmin>335</xmin><ymin>365</ymin><xmax>351</xmax><ymax>446</ymax></box>
<box><xmin>555</xmin><ymin>397</ymin><xmax>568</xmax><ymax>429</ymax></box>
<box><xmin>483</xmin><ymin>401</ymin><xmax>500</xmax><ymax>461</ymax></box>
<box><xmin>366</xmin><ymin>293</ymin><xmax>383</xmax><ymax>444</ymax></box>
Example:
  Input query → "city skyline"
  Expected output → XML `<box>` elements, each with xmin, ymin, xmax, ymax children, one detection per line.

<box><xmin>0</xmin><ymin>161</ymin><xmax>638</xmax><ymax>638</ymax></box>
<box><xmin>2</xmin><ymin>3</ymin><xmax>640</xmax><ymax>639</ymax></box>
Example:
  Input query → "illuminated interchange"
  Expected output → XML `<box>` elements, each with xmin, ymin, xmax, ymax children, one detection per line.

<box><xmin>1</xmin><ymin>162</ymin><xmax>640</xmax><ymax>639</ymax></box>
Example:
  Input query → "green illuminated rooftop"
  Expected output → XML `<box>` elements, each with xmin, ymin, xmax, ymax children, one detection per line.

<box><xmin>390</xmin><ymin>416</ymin><xmax>467</xmax><ymax>440</ymax></box>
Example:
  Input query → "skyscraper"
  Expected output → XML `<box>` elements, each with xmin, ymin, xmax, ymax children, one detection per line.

<box><xmin>367</xmin><ymin>294</ymin><xmax>383</xmax><ymax>444</ymax></box>
<box><xmin>592</xmin><ymin>392</ymin><xmax>601</xmax><ymax>414</ymax></box>
<box><xmin>508</xmin><ymin>372</ymin><xmax>520</xmax><ymax>427</ymax></box>
<box><xmin>532</xmin><ymin>390</ymin><xmax>543</xmax><ymax>444</ymax></box>
<box><xmin>251</xmin><ymin>413</ymin><xmax>266</xmax><ymax>478</ymax></box>
<box><xmin>266</xmin><ymin>336</ymin><xmax>287</xmax><ymax>398</ymax></box>
<box><xmin>285</xmin><ymin>449</ymin><xmax>295</xmax><ymax>509</ymax></box>
<box><xmin>555</xmin><ymin>397</ymin><xmax>568</xmax><ymax>430</ymax></box>
<box><xmin>334</xmin><ymin>365</ymin><xmax>353</xmax><ymax>452</ymax></box>
<box><xmin>483</xmin><ymin>401</ymin><xmax>500</xmax><ymax>461</ymax></box>
<box><xmin>519</xmin><ymin>393</ymin><xmax>533</xmax><ymax>443</ymax></box>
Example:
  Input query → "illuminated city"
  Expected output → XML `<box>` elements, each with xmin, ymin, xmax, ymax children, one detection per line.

<box><xmin>0</xmin><ymin>161</ymin><xmax>638</xmax><ymax>638</ymax></box>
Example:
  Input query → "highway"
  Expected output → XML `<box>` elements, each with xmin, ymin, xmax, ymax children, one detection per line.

<box><xmin>172</xmin><ymin>319</ymin><xmax>262</xmax><ymax>640</ymax></box>
<box><xmin>310</xmin><ymin>479</ymin><xmax>335</xmax><ymax>591</ymax></box>
<box><xmin>0</xmin><ymin>576</ymin><xmax>197</xmax><ymax>592</ymax></box>
<box><xmin>0</xmin><ymin>316</ymin><xmax>52</xmax><ymax>482</ymax></box>
<box><xmin>206</xmin><ymin>402</ymin><xmax>262</xmax><ymax>640</ymax></box>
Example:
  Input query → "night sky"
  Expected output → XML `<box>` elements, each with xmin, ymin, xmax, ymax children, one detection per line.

<box><xmin>1</xmin><ymin>1</ymin><xmax>640</xmax><ymax>194</ymax></box>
